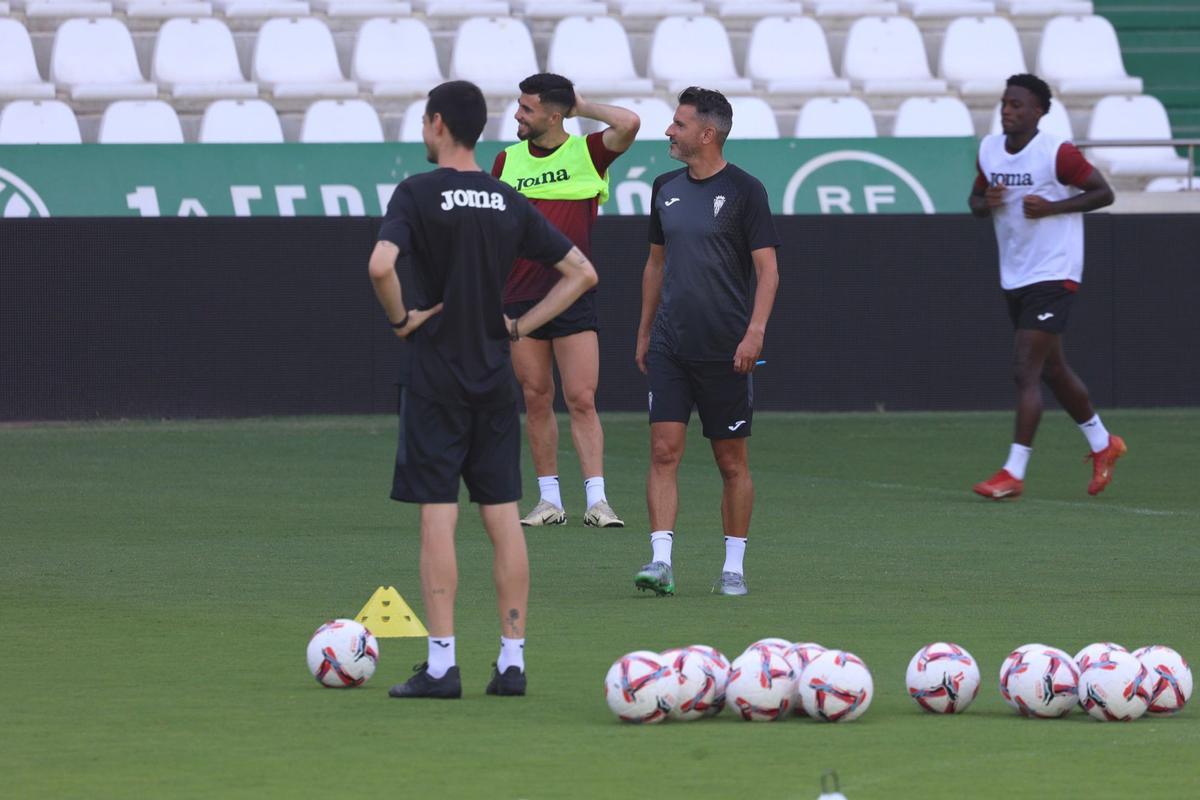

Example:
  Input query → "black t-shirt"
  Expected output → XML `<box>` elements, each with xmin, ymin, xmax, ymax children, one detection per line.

<box><xmin>378</xmin><ymin>168</ymin><xmax>573</xmax><ymax>407</ymax></box>
<box><xmin>648</xmin><ymin>163</ymin><xmax>779</xmax><ymax>361</ymax></box>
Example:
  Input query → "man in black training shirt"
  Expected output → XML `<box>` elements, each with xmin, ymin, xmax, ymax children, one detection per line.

<box><xmin>633</xmin><ymin>87</ymin><xmax>780</xmax><ymax>598</ymax></box>
<box><xmin>368</xmin><ymin>81</ymin><xmax>598</xmax><ymax>699</ymax></box>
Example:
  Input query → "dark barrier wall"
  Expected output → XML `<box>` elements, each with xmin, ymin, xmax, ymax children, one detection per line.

<box><xmin>1</xmin><ymin>215</ymin><xmax>1196</xmax><ymax>420</ymax></box>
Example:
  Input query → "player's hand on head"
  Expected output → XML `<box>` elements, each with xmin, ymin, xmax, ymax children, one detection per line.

<box><xmin>393</xmin><ymin>303</ymin><xmax>444</xmax><ymax>339</ymax></box>
<box><xmin>1022</xmin><ymin>194</ymin><xmax>1052</xmax><ymax>219</ymax></box>
<box><xmin>565</xmin><ymin>92</ymin><xmax>583</xmax><ymax>119</ymax></box>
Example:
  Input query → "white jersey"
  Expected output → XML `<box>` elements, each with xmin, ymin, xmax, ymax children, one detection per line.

<box><xmin>977</xmin><ymin>131</ymin><xmax>1086</xmax><ymax>290</ymax></box>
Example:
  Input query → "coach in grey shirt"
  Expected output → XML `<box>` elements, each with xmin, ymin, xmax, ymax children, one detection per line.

<box><xmin>632</xmin><ymin>86</ymin><xmax>781</xmax><ymax>598</ymax></box>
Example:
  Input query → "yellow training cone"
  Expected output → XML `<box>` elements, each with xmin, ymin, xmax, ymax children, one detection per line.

<box><xmin>354</xmin><ymin>586</ymin><xmax>428</xmax><ymax>638</ymax></box>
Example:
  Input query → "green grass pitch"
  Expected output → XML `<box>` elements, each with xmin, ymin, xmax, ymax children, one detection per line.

<box><xmin>2</xmin><ymin>410</ymin><xmax>1197</xmax><ymax>798</ymax></box>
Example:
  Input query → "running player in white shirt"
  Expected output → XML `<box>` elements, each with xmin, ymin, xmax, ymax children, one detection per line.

<box><xmin>969</xmin><ymin>74</ymin><xmax>1125</xmax><ymax>500</ymax></box>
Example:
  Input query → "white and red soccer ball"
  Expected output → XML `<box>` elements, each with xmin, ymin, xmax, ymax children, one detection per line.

<box><xmin>786</xmin><ymin>642</ymin><xmax>827</xmax><ymax>715</ymax></box>
<box><xmin>306</xmin><ymin>619</ymin><xmax>379</xmax><ymax>688</ymax></box>
<box><xmin>660</xmin><ymin>645</ymin><xmax>729</xmax><ymax>720</ymax></box>
<box><xmin>1078</xmin><ymin>650</ymin><xmax>1153</xmax><ymax>722</ymax></box>
<box><xmin>1073</xmin><ymin>642</ymin><xmax>1128</xmax><ymax>672</ymax></box>
<box><xmin>906</xmin><ymin>642</ymin><xmax>980</xmax><ymax>714</ymax></box>
<box><xmin>1001</xmin><ymin>645</ymin><xmax>1079</xmax><ymax>718</ymax></box>
<box><xmin>726</xmin><ymin>645</ymin><xmax>794</xmax><ymax>721</ymax></box>
<box><xmin>798</xmin><ymin>649</ymin><xmax>873</xmax><ymax>723</ymax></box>
<box><xmin>604</xmin><ymin>651</ymin><xmax>675</xmax><ymax>723</ymax></box>
<box><xmin>1133</xmin><ymin>645</ymin><xmax>1193</xmax><ymax>716</ymax></box>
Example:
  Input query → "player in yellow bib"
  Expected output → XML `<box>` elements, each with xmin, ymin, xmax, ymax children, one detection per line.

<box><xmin>492</xmin><ymin>73</ymin><xmax>640</xmax><ymax>529</ymax></box>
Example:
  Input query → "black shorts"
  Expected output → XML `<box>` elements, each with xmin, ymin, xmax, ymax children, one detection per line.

<box><xmin>1004</xmin><ymin>280</ymin><xmax>1078</xmax><ymax>334</ymax></box>
<box><xmin>504</xmin><ymin>293</ymin><xmax>598</xmax><ymax>341</ymax></box>
<box><xmin>646</xmin><ymin>350</ymin><xmax>753</xmax><ymax>439</ymax></box>
<box><xmin>391</xmin><ymin>387</ymin><xmax>521</xmax><ymax>505</ymax></box>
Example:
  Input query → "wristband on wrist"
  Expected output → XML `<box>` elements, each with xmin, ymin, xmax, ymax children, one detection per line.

<box><xmin>390</xmin><ymin>312</ymin><xmax>409</xmax><ymax>329</ymax></box>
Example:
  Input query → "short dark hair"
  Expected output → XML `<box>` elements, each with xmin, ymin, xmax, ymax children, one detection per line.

<box><xmin>1006</xmin><ymin>73</ymin><xmax>1052</xmax><ymax>113</ymax></box>
<box><xmin>425</xmin><ymin>80</ymin><xmax>487</xmax><ymax>148</ymax></box>
<box><xmin>677</xmin><ymin>86</ymin><xmax>733</xmax><ymax>143</ymax></box>
<box><xmin>518</xmin><ymin>73</ymin><xmax>576</xmax><ymax>113</ymax></box>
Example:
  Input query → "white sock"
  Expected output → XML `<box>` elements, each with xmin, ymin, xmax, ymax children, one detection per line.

<box><xmin>498</xmin><ymin>637</ymin><xmax>525</xmax><ymax>673</ymax></box>
<box><xmin>427</xmin><ymin>636</ymin><xmax>455</xmax><ymax>679</ymax></box>
<box><xmin>537</xmin><ymin>475</ymin><xmax>562</xmax><ymax>509</ymax></box>
<box><xmin>584</xmin><ymin>476</ymin><xmax>606</xmax><ymax>508</ymax></box>
<box><xmin>722</xmin><ymin>536</ymin><xmax>746</xmax><ymax>575</ymax></box>
<box><xmin>1079</xmin><ymin>414</ymin><xmax>1110</xmax><ymax>453</ymax></box>
<box><xmin>650</xmin><ymin>530</ymin><xmax>673</xmax><ymax>566</ymax></box>
<box><xmin>1003</xmin><ymin>444</ymin><xmax>1033</xmax><ymax>481</ymax></box>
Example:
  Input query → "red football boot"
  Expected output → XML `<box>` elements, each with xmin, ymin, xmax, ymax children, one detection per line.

<box><xmin>1086</xmin><ymin>434</ymin><xmax>1127</xmax><ymax>496</ymax></box>
<box><xmin>973</xmin><ymin>469</ymin><xmax>1024</xmax><ymax>500</ymax></box>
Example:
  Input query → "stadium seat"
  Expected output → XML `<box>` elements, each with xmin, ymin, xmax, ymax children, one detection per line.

<box><xmin>744</xmin><ymin>16</ymin><xmax>851</xmax><ymax>96</ymax></box>
<box><xmin>512</xmin><ymin>0</ymin><xmax>606</xmax><ymax>17</ymax></box>
<box><xmin>608</xmin><ymin>95</ymin><xmax>674</xmax><ymax>138</ymax></box>
<box><xmin>353</xmin><ymin>17</ymin><xmax>444</xmax><ymax>98</ymax></box>
<box><xmin>412</xmin><ymin>0</ymin><xmax>510</xmax><ymax>16</ymax></box>
<box><xmin>397</xmin><ymin>97</ymin><xmax>425</xmax><ymax>141</ymax></box>
<box><xmin>115</xmin><ymin>0</ymin><xmax>213</xmax><ymax>19</ymax></box>
<box><xmin>987</xmin><ymin>98</ymin><xmax>1073</xmax><ymax>138</ymax></box>
<box><xmin>704</xmin><ymin>0</ymin><xmax>805</xmax><ymax>18</ymax></box>
<box><xmin>253</xmin><ymin>18</ymin><xmax>358</xmax><ymax>100</ymax></box>
<box><xmin>152</xmin><ymin>18</ymin><xmax>258</xmax><ymax>100</ymax></box>
<box><xmin>546</xmin><ymin>16</ymin><xmax>653</xmax><ymax>96</ymax></box>
<box><xmin>648</xmin><ymin>16</ymin><xmax>752</xmax><ymax>94</ymax></box>
<box><xmin>209</xmin><ymin>0</ymin><xmax>310</xmax><ymax>16</ymax></box>
<box><xmin>198</xmin><ymin>99</ymin><xmax>284</xmax><ymax>142</ymax></box>
<box><xmin>50</xmin><ymin>18</ymin><xmax>158</xmax><ymax>101</ymax></box>
<box><xmin>493</xmin><ymin>98</ymin><xmax>584</xmax><ymax>140</ymax></box>
<box><xmin>726</xmin><ymin>96</ymin><xmax>779</xmax><ymax>138</ymax></box>
<box><xmin>1036</xmin><ymin>15</ymin><xmax>1142</xmax><ymax>98</ymax></box>
<box><xmin>841</xmin><ymin>15</ymin><xmax>947</xmax><ymax>96</ymax></box>
<box><xmin>892</xmin><ymin>96</ymin><xmax>974</xmax><ymax>136</ymax></box>
<box><xmin>23</xmin><ymin>0</ymin><xmax>114</xmax><ymax>19</ymax></box>
<box><xmin>300</xmin><ymin>98</ymin><xmax>384</xmax><ymax>142</ymax></box>
<box><xmin>310</xmin><ymin>0</ymin><xmax>410</xmax><ymax>15</ymax></box>
<box><xmin>0</xmin><ymin>99</ymin><xmax>82</xmax><ymax>143</ymax></box>
<box><xmin>97</xmin><ymin>100</ymin><xmax>185</xmax><ymax>142</ymax></box>
<box><xmin>0</xmin><ymin>20</ymin><xmax>56</xmax><ymax>100</ymax></box>
<box><xmin>995</xmin><ymin>0</ymin><xmax>1092</xmax><ymax>17</ymax></box>
<box><xmin>1085</xmin><ymin>94</ymin><xmax>1189</xmax><ymax>177</ymax></box>
<box><xmin>793</xmin><ymin>96</ymin><xmax>877</xmax><ymax>137</ymax></box>
<box><xmin>1144</xmin><ymin>177</ymin><xmax>1200</xmax><ymax>192</ymax></box>
<box><xmin>938</xmin><ymin>15</ymin><xmax>1025</xmax><ymax>102</ymax></box>
<box><xmin>449</xmin><ymin>17</ymin><xmax>538</xmax><ymax>97</ymax></box>
<box><xmin>608</xmin><ymin>1</ymin><xmax>705</xmax><ymax>17</ymax></box>
<box><xmin>811</xmin><ymin>0</ymin><xmax>899</xmax><ymax>18</ymax></box>
<box><xmin>898</xmin><ymin>0</ymin><xmax>994</xmax><ymax>17</ymax></box>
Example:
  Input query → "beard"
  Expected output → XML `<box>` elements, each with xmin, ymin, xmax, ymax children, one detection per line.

<box><xmin>668</xmin><ymin>140</ymin><xmax>694</xmax><ymax>162</ymax></box>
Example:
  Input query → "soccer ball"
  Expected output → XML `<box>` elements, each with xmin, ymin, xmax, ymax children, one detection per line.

<box><xmin>306</xmin><ymin>619</ymin><xmax>379</xmax><ymax>688</ymax></box>
<box><xmin>785</xmin><ymin>642</ymin><xmax>826</xmax><ymax>715</ymax></box>
<box><xmin>1002</xmin><ymin>645</ymin><xmax>1079</xmax><ymax>718</ymax></box>
<box><xmin>661</xmin><ymin>646</ymin><xmax>727</xmax><ymax>720</ymax></box>
<box><xmin>1079</xmin><ymin>650</ymin><xmax>1152</xmax><ymax>722</ymax></box>
<box><xmin>906</xmin><ymin>642</ymin><xmax>980</xmax><ymax>714</ymax></box>
<box><xmin>1073</xmin><ymin>642</ymin><xmax>1127</xmax><ymax>672</ymax></box>
<box><xmin>604</xmin><ymin>651</ymin><xmax>674</xmax><ymax>724</ymax></box>
<box><xmin>798</xmin><ymin>649</ymin><xmax>873</xmax><ymax>723</ymax></box>
<box><xmin>726</xmin><ymin>646</ymin><xmax>794</xmax><ymax>721</ymax></box>
<box><xmin>1133</xmin><ymin>645</ymin><xmax>1193</xmax><ymax>716</ymax></box>
<box><xmin>745</xmin><ymin>637</ymin><xmax>793</xmax><ymax>655</ymax></box>
<box><xmin>998</xmin><ymin>643</ymin><xmax>1047</xmax><ymax>709</ymax></box>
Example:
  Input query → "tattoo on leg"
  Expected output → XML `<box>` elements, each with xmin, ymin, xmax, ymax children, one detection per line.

<box><xmin>506</xmin><ymin>608</ymin><xmax>521</xmax><ymax>636</ymax></box>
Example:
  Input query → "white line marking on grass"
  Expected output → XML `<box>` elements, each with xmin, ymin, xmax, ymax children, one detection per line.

<box><xmin>856</xmin><ymin>479</ymin><xmax>1188</xmax><ymax>518</ymax></box>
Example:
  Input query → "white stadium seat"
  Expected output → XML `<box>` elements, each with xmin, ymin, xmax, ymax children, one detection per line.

<box><xmin>609</xmin><ymin>95</ymin><xmax>675</xmax><ymax>139</ymax></box>
<box><xmin>209</xmin><ymin>0</ymin><xmax>310</xmax><ymax>16</ymax></box>
<box><xmin>98</xmin><ymin>100</ymin><xmax>185</xmax><ymax>142</ymax></box>
<box><xmin>0</xmin><ymin>20</ymin><xmax>56</xmax><ymax>100</ymax></box>
<box><xmin>199</xmin><ymin>99</ymin><xmax>284</xmax><ymax>142</ymax></box>
<box><xmin>987</xmin><ymin>98</ymin><xmax>1073</xmax><ymax>139</ymax></box>
<box><xmin>892</xmin><ymin>96</ymin><xmax>974</xmax><ymax>136</ymax></box>
<box><xmin>153</xmin><ymin>18</ymin><xmax>258</xmax><ymax>100</ymax></box>
<box><xmin>300</xmin><ymin>98</ymin><xmax>384</xmax><ymax>142</ymax></box>
<box><xmin>745</xmin><ymin>16</ymin><xmax>851</xmax><ymax>96</ymax></box>
<box><xmin>608</xmin><ymin>1</ymin><xmax>705</xmax><ymax>17</ymax></box>
<box><xmin>24</xmin><ymin>0</ymin><xmax>114</xmax><ymax>19</ymax></box>
<box><xmin>450</xmin><ymin>17</ymin><xmax>538</xmax><ymax>97</ymax></box>
<box><xmin>939</xmin><ymin>16</ymin><xmax>1025</xmax><ymax>102</ymax></box>
<box><xmin>116</xmin><ymin>0</ymin><xmax>213</xmax><ymax>19</ymax></box>
<box><xmin>50</xmin><ymin>18</ymin><xmax>158</xmax><ymax>101</ymax></box>
<box><xmin>493</xmin><ymin>98</ymin><xmax>583</xmax><ymax>140</ymax></box>
<box><xmin>0</xmin><ymin>99</ymin><xmax>82</xmax><ymax>143</ymax></box>
<box><xmin>648</xmin><ymin>16</ymin><xmax>753</xmax><ymax>94</ymax></box>
<box><xmin>1085</xmin><ymin>94</ymin><xmax>1189</xmax><ymax>177</ymax></box>
<box><xmin>1036</xmin><ymin>15</ymin><xmax>1142</xmax><ymax>98</ymax></box>
<box><xmin>811</xmin><ymin>0</ymin><xmax>899</xmax><ymax>18</ymax></box>
<box><xmin>353</xmin><ymin>17</ymin><xmax>444</xmax><ymax>98</ymax></box>
<box><xmin>547</xmin><ymin>16</ymin><xmax>653</xmax><ymax>96</ymax></box>
<box><xmin>704</xmin><ymin>1</ymin><xmax>805</xmax><ymax>19</ymax></box>
<box><xmin>842</xmin><ymin>15</ymin><xmax>948</xmax><ymax>95</ymax></box>
<box><xmin>727</xmin><ymin>96</ymin><xmax>779</xmax><ymax>138</ymax></box>
<box><xmin>253</xmin><ymin>18</ymin><xmax>358</xmax><ymax>100</ymax></box>
<box><xmin>995</xmin><ymin>0</ymin><xmax>1092</xmax><ymax>17</ymax></box>
<box><xmin>1144</xmin><ymin>177</ymin><xmax>1199</xmax><ymax>192</ymax></box>
<box><xmin>898</xmin><ymin>0</ymin><xmax>994</xmax><ymax>17</ymax></box>
<box><xmin>793</xmin><ymin>96</ymin><xmax>877</xmax><ymax>137</ymax></box>
<box><xmin>412</xmin><ymin>0</ymin><xmax>511</xmax><ymax>16</ymax></box>
<box><xmin>310</xmin><ymin>0</ymin><xmax>410</xmax><ymax>15</ymax></box>
<box><xmin>398</xmin><ymin>97</ymin><xmax>426</xmax><ymax>141</ymax></box>
<box><xmin>512</xmin><ymin>0</ymin><xmax>606</xmax><ymax>16</ymax></box>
